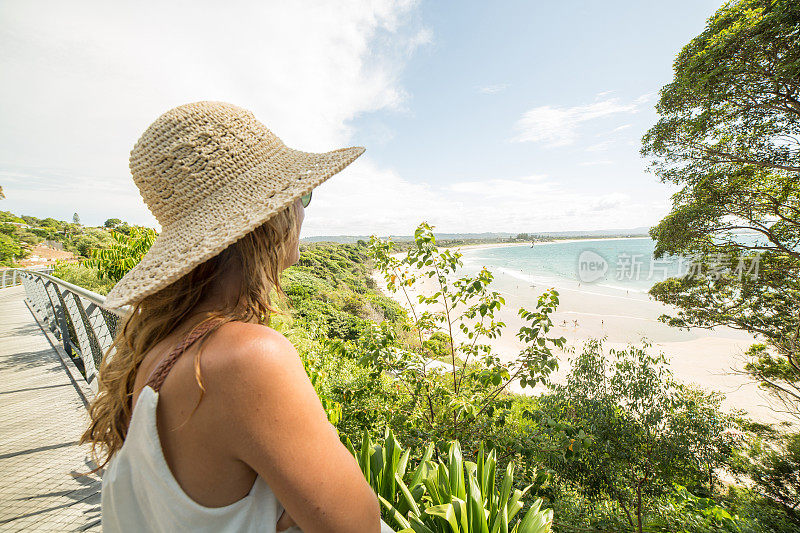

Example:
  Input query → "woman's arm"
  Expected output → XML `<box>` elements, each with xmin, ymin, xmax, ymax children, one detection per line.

<box><xmin>206</xmin><ymin>322</ymin><xmax>380</xmax><ymax>533</ymax></box>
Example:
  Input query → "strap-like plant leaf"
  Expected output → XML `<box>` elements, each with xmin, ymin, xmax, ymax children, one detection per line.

<box><xmin>467</xmin><ymin>474</ymin><xmax>489</xmax><ymax>533</ymax></box>
<box><xmin>359</xmin><ymin>432</ymin><xmax>372</xmax><ymax>482</ymax></box>
<box><xmin>438</xmin><ymin>463</ymin><xmax>453</xmax><ymax>504</ymax></box>
<box><xmin>448</xmin><ymin>441</ymin><xmax>466</xmax><ymax>501</ymax></box>
<box><xmin>408</xmin><ymin>514</ymin><xmax>437</xmax><ymax>533</ymax></box>
<box><xmin>395</xmin><ymin>473</ymin><xmax>422</xmax><ymax>517</ymax></box>
<box><xmin>484</xmin><ymin>449</ymin><xmax>497</xmax><ymax>520</ymax></box>
<box><xmin>514</xmin><ymin>499</ymin><xmax>552</xmax><ymax>533</ymax></box>
<box><xmin>409</xmin><ymin>443</ymin><xmax>435</xmax><ymax>487</ymax></box>
<box><xmin>346</xmin><ymin>432</ymin><xmax>552</xmax><ymax>533</ymax></box>
<box><xmin>397</xmin><ymin>447</ymin><xmax>411</xmax><ymax>479</ymax></box>
<box><xmin>426</xmin><ymin>502</ymin><xmax>459</xmax><ymax>533</ymax></box>
<box><xmin>371</xmin><ymin>444</ymin><xmax>385</xmax><ymax>494</ymax></box>
<box><xmin>507</xmin><ymin>486</ymin><xmax>531</xmax><ymax>523</ymax></box>
<box><xmin>379</xmin><ymin>494</ymin><xmax>411</xmax><ymax>530</ymax></box>
<box><xmin>452</xmin><ymin>497</ymin><xmax>469</xmax><ymax>532</ymax></box>
<box><xmin>497</xmin><ymin>462</ymin><xmax>514</xmax><ymax>516</ymax></box>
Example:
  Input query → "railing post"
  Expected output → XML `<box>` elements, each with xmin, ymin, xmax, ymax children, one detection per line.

<box><xmin>61</xmin><ymin>291</ymin><xmax>98</xmax><ymax>385</ymax></box>
<box><xmin>58</xmin><ymin>301</ymin><xmax>71</xmax><ymax>356</ymax></box>
<box><xmin>37</xmin><ymin>278</ymin><xmax>59</xmax><ymax>335</ymax></box>
<box><xmin>45</xmin><ymin>281</ymin><xmax>71</xmax><ymax>355</ymax></box>
<box><xmin>86</xmin><ymin>303</ymin><xmax>116</xmax><ymax>365</ymax></box>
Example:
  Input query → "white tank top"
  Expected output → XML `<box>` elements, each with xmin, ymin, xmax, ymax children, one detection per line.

<box><xmin>101</xmin><ymin>384</ymin><xmax>302</xmax><ymax>532</ymax></box>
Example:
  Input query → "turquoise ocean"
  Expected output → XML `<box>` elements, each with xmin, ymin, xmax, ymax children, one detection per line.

<box><xmin>458</xmin><ymin>238</ymin><xmax>682</xmax><ymax>294</ymax></box>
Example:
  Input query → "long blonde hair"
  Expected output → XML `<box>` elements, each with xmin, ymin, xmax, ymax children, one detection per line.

<box><xmin>82</xmin><ymin>204</ymin><xmax>298</xmax><ymax>468</ymax></box>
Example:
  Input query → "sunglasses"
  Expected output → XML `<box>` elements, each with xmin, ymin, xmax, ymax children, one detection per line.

<box><xmin>300</xmin><ymin>190</ymin><xmax>312</xmax><ymax>208</ymax></box>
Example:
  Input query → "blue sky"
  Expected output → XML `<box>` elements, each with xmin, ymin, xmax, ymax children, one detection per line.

<box><xmin>0</xmin><ymin>0</ymin><xmax>725</xmax><ymax>236</ymax></box>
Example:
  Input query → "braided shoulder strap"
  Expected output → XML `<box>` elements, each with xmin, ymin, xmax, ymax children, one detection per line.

<box><xmin>144</xmin><ymin>318</ymin><xmax>225</xmax><ymax>392</ymax></box>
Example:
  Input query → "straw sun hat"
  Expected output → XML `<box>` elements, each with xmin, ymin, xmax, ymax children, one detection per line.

<box><xmin>101</xmin><ymin>101</ymin><xmax>365</xmax><ymax>310</ymax></box>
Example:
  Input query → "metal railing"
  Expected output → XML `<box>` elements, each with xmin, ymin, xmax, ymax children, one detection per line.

<box><xmin>13</xmin><ymin>269</ymin><xmax>126</xmax><ymax>393</ymax></box>
<box><xmin>1</xmin><ymin>268</ymin><xmax>21</xmax><ymax>288</ymax></box>
<box><xmin>1</xmin><ymin>267</ymin><xmax>50</xmax><ymax>289</ymax></box>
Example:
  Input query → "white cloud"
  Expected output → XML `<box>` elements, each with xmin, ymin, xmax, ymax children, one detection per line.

<box><xmin>303</xmin><ymin>159</ymin><xmax>441</xmax><ymax>237</ymax></box>
<box><xmin>0</xmin><ymin>167</ymin><xmax>152</xmax><ymax>227</ymax></box>
<box><xmin>478</xmin><ymin>84</ymin><xmax>509</xmax><ymax>95</ymax></box>
<box><xmin>520</xmin><ymin>174</ymin><xmax>548</xmax><ymax>182</ymax></box>
<box><xmin>589</xmin><ymin>193</ymin><xmax>629</xmax><ymax>212</ymax></box>
<box><xmin>448</xmin><ymin>177</ymin><xmax>554</xmax><ymax>199</ymax></box>
<box><xmin>586</xmin><ymin>141</ymin><xmax>613</xmax><ymax>152</ymax></box>
<box><xmin>510</xmin><ymin>94</ymin><xmax>643</xmax><ymax>147</ymax></box>
<box><xmin>608</xmin><ymin>124</ymin><xmax>633</xmax><ymax>134</ymax></box>
<box><xmin>308</xmin><ymin>170</ymin><xmax>659</xmax><ymax>236</ymax></box>
<box><xmin>578</xmin><ymin>160</ymin><xmax>614</xmax><ymax>166</ymax></box>
<box><xmin>634</xmin><ymin>92</ymin><xmax>657</xmax><ymax>105</ymax></box>
<box><xmin>0</xmin><ymin>0</ymin><xmax>429</xmax><ymax>225</ymax></box>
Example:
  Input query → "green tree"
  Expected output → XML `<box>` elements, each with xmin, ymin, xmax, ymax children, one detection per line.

<box><xmin>113</xmin><ymin>221</ymin><xmax>132</xmax><ymax>235</ymax></box>
<box><xmin>104</xmin><ymin>218</ymin><xmax>122</xmax><ymax>228</ymax></box>
<box><xmin>65</xmin><ymin>222</ymin><xmax>81</xmax><ymax>239</ymax></box>
<box><xmin>737</xmin><ymin>430</ymin><xmax>800</xmax><ymax>525</ymax></box>
<box><xmin>84</xmin><ymin>226</ymin><xmax>157</xmax><ymax>282</ymax></box>
<box><xmin>541</xmin><ymin>339</ymin><xmax>739</xmax><ymax>533</ymax></box>
<box><xmin>0</xmin><ymin>232</ymin><xmax>23</xmax><ymax>265</ymax></box>
<box><xmin>40</xmin><ymin>217</ymin><xmax>63</xmax><ymax>230</ymax></box>
<box><xmin>641</xmin><ymin>0</ymin><xmax>800</xmax><ymax>420</ymax></box>
<box><xmin>0</xmin><ymin>211</ymin><xmax>24</xmax><ymax>223</ymax></box>
<box><xmin>362</xmin><ymin>222</ymin><xmax>569</xmax><ymax>450</ymax></box>
<box><xmin>72</xmin><ymin>212</ymin><xmax>81</xmax><ymax>225</ymax></box>
<box><xmin>71</xmin><ymin>228</ymin><xmax>116</xmax><ymax>258</ymax></box>
<box><xmin>0</xmin><ymin>223</ymin><xmax>42</xmax><ymax>248</ymax></box>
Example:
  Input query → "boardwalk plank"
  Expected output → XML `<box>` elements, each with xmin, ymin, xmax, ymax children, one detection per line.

<box><xmin>0</xmin><ymin>285</ymin><xmax>101</xmax><ymax>532</ymax></box>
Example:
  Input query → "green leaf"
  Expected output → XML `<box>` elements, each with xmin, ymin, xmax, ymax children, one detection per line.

<box><xmin>379</xmin><ymin>494</ymin><xmax>411</xmax><ymax>530</ymax></box>
<box><xmin>426</xmin><ymin>503</ymin><xmax>459</xmax><ymax>533</ymax></box>
<box><xmin>395</xmin><ymin>473</ymin><xmax>422</xmax><ymax>517</ymax></box>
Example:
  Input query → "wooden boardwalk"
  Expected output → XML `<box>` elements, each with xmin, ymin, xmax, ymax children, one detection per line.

<box><xmin>0</xmin><ymin>285</ymin><xmax>101</xmax><ymax>532</ymax></box>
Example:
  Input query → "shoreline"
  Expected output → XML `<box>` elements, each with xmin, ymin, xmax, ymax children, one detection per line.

<box><xmin>444</xmin><ymin>236</ymin><xmax>651</xmax><ymax>252</ymax></box>
<box><xmin>374</xmin><ymin>249</ymin><xmax>793</xmax><ymax>426</ymax></box>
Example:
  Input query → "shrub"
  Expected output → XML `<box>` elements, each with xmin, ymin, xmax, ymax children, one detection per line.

<box><xmin>347</xmin><ymin>430</ymin><xmax>554</xmax><ymax>533</ymax></box>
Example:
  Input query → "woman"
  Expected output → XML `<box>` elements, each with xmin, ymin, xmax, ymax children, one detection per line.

<box><xmin>82</xmin><ymin>101</ymin><xmax>383</xmax><ymax>532</ymax></box>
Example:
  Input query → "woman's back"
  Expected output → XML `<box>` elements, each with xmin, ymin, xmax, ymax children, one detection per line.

<box><xmin>103</xmin><ymin>387</ymin><xmax>291</xmax><ymax>532</ymax></box>
<box><xmin>103</xmin><ymin>319</ymin><xmax>297</xmax><ymax>532</ymax></box>
<box><xmin>127</xmin><ymin>319</ymin><xmax>261</xmax><ymax>509</ymax></box>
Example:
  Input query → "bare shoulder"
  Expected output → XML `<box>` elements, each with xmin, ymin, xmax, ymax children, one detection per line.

<box><xmin>198</xmin><ymin>321</ymin><xmax>306</xmax><ymax>393</ymax></box>
<box><xmin>208</xmin><ymin>321</ymin><xmax>298</xmax><ymax>364</ymax></box>
<box><xmin>196</xmin><ymin>321</ymin><xmax>380</xmax><ymax>532</ymax></box>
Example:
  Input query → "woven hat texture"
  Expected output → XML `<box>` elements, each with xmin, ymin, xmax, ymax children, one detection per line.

<box><xmin>102</xmin><ymin>101</ymin><xmax>365</xmax><ymax>310</ymax></box>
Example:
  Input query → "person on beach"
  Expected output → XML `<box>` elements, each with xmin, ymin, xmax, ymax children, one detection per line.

<box><xmin>81</xmin><ymin>102</ymin><xmax>384</xmax><ymax>533</ymax></box>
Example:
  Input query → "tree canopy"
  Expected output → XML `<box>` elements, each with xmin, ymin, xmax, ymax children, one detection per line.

<box><xmin>642</xmin><ymin>0</ymin><xmax>800</xmax><ymax>421</ymax></box>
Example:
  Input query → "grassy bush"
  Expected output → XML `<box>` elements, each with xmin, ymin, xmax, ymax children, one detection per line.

<box><xmin>51</xmin><ymin>261</ymin><xmax>116</xmax><ymax>295</ymax></box>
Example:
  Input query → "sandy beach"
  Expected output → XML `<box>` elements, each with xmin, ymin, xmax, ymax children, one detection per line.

<box><xmin>375</xmin><ymin>243</ymin><xmax>793</xmax><ymax>426</ymax></box>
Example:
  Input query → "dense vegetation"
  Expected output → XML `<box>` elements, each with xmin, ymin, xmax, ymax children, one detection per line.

<box><xmin>0</xmin><ymin>210</ymin><xmax>122</xmax><ymax>266</ymax></box>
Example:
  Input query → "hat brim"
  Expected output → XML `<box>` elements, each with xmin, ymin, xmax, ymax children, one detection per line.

<box><xmin>102</xmin><ymin>144</ymin><xmax>365</xmax><ymax>310</ymax></box>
